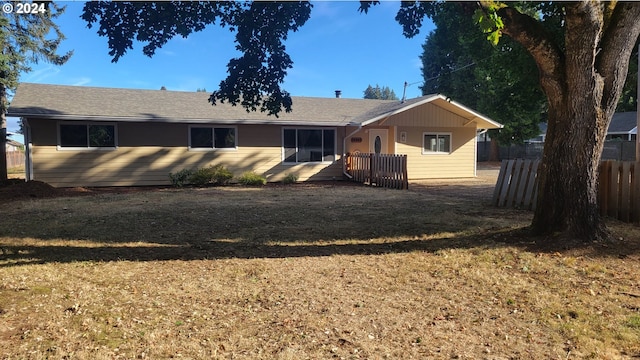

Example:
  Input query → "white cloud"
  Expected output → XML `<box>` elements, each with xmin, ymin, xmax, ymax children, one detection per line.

<box><xmin>72</xmin><ymin>77</ymin><xmax>92</xmax><ymax>86</ymax></box>
<box><xmin>21</xmin><ymin>65</ymin><xmax>60</xmax><ymax>83</ymax></box>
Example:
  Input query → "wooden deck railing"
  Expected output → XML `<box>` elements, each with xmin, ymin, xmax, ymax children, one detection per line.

<box><xmin>346</xmin><ymin>153</ymin><xmax>408</xmax><ymax>190</ymax></box>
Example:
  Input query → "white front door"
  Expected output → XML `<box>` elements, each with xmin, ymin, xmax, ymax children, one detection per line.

<box><xmin>369</xmin><ymin>129</ymin><xmax>388</xmax><ymax>155</ymax></box>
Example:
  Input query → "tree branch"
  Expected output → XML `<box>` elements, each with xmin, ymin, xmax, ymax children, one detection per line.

<box><xmin>597</xmin><ymin>2</ymin><xmax>640</xmax><ymax>114</ymax></box>
<box><xmin>496</xmin><ymin>6</ymin><xmax>565</xmax><ymax>106</ymax></box>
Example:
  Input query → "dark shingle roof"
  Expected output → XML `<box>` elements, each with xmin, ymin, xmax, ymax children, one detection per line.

<box><xmin>8</xmin><ymin>83</ymin><xmax>399</xmax><ymax>126</ymax></box>
<box><xmin>7</xmin><ymin>83</ymin><xmax>502</xmax><ymax>129</ymax></box>
<box><xmin>608</xmin><ymin>112</ymin><xmax>638</xmax><ymax>133</ymax></box>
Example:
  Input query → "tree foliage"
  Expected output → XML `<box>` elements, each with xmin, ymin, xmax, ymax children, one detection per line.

<box><xmin>419</xmin><ymin>2</ymin><xmax>544</xmax><ymax>146</ymax></box>
<box><xmin>616</xmin><ymin>43</ymin><xmax>639</xmax><ymax>112</ymax></box>
<box><xmin>1</xmin><ymin>2</ymin><xmax>72</xmax><ymax>180</ymax></box>
<box><xmin>82</xmin><ymin>1</ymin><xmax>312</xmax><ymax>117</ymax></box>
<box><xmin>363</xmin><ymin>84</ymin><xmax>398</xmax><ymax>100</ymax></box>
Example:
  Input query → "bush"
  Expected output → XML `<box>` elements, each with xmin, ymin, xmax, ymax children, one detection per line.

<box><xmin>238</xmin><ymin>171</ymin><xmax>267</xmax><ymax>186</ymax></box>
<box><xmin>169</xmin><ymin>169</ymin><xmax>193</xmax><ymax>187</ymax></box>
<box><xmin>209</xmin><ymin>164</ymin><xmax>234</xmax><ymax>185</ymax></box>
<box><xmin>189</xmin><ymin>165</ymin><xmax>234</xmax><ymax>186</ymax></box>
<box><xmin>282</xmin><ymin>173</ymin><xmax>298</xmax><ymax>184</ymax></box>
<box><xmin>169</xmin><ymin>165</ymin><xmax>233</xmax><ymax>187</ymax></box>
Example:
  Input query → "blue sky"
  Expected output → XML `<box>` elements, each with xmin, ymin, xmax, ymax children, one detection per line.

<box><xmin>8</xmin><ymin>1</ymin><xmax>435</xmax><ymax>137</ymax></box>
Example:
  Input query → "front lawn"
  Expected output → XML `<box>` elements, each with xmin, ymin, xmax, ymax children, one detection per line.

<box><xmin>1</xmin><ymin>181</ymin><xmax>639</xmax><ymax>359</ymax></box>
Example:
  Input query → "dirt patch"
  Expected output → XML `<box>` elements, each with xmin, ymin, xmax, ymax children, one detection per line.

<box><xmin>0</xmin><ymin>180</ymin><xmax>60</xmax><ymax>202</ymax></box>
<box><xmin>0</xmin><ymin>179</ymin><xmax>368</xmax><ymax>204</ymax></box>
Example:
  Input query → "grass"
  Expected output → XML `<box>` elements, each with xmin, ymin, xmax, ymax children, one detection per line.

<box><xmin>1</xmin><ymin>178</ymin><xmax>640</xmax><ymax>359</ymax></box>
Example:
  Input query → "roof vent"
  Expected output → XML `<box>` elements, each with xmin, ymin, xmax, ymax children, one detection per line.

<box><xmin>335</xmin><ymin>90</ymin><xmax>342</xmax><ymax>98</ymax></box>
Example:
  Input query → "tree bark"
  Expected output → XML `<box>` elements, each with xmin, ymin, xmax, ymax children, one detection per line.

<box><xmin>0</xmin><ymin>84</ymin><xmax>7</xmax><ymax>182</ymax></box>
<box><xmin>497</xmin><ymin>2</ymin><xmax>640</xmax><ymax>242</ymax></box>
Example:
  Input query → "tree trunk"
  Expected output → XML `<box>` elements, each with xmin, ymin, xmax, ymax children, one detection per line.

<box><xmin>488</xmin><ymin>137</ymin><xmax>500</xmax><ymax>162</ymax></box>
<box><xmin>531</xmin><ymin>101</ymin><xmax>608</xmax><ymax>241</ymax></box>
<box><xmin>0</xmin><ymin>84</ymin><xmax>7</xmax><ymax>182</ymax></box>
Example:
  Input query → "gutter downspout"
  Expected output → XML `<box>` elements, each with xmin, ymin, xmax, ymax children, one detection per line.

<box><xmin>343</xmin><ymin>124</ymin><xmax>363</xmax><ymax>179</ymax></box>
<box><xmin>23</xmin><ymin>118</ymin><xmax>33</xmax><ymax>181</ymax></box>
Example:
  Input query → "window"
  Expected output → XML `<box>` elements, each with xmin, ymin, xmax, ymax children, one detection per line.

<box><xmin>59</xmin><ymin>123</ymin><xmax>116</xmax><ymax>148</ymax></box>
<box><xmin>283</xmin><ymin>128</ymin><xmax>335</xmax><ymax>163</ymax></box>
<box><xmin>423</xmin><ymin>133</ymin><xmax>451</xmax><ymax>154</ymax></box>
<box><xmin>189</xmin><ymin>126</ymin><xmax>236</xmax><ymax>149</ymax></box>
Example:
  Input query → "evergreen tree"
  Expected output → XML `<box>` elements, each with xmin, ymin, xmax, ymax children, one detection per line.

<box><xmin>363</xmin><ymin>84</ymin><xmax>398</xmax><ymax>100</ymax></box>
<box><xmin>1</xmin><ymin>3</ymin><xmax>72</xmax><ymax>180</ymax></box>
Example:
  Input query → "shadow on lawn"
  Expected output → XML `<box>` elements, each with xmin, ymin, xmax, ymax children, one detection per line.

<box><xmin>1</xmin><ymin>227</ymin><xmax>638</xmax><ymax>267</ymax></box>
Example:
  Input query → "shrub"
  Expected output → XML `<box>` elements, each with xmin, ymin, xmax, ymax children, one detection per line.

<box><xmin>189</xmin><ymin>165</ymin><xmax>234</xmax><ymax>186</ymax></box>
<box><xmin>209</xmin><ymin>164</ymin><xmax>234</xmax><ymax>185</ymax></box>
<box><xmin>238</xmin><ymin>171</ymin><xmax>267</xmax><ymax>186</ymax></box>
<box><xmin>283</xmin><ymin>173</ymin><xmax>298</xmax><ymax>184</ymax></box>
<box><xmin>169</xmin><ymin>169</ymin><xmax>193</xmax><ymax>187</ymax></box>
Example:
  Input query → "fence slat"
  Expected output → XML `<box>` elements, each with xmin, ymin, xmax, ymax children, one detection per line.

<box><xmin>522</xmin><ymin>159</ymin><xmax>540</xmax><ymax>210</ymax></box>
<box><xmin>631</xmin><ymin>162</ymin><xmax>640</xmax><ymax>223</ymax></box>
<box><xmin>621</xmin><ymin>162</ymin><xmax>631</xmax><ymax>222</ymax></box>
<box><xmin>608</xmin><ymin>160</ymin><xmax>619</xmax><ymax>219</ymax></box>
<box><xmin>492</xmin><ymin>160</ymin><xmax>509</xmax><ymax>205</ymax></box>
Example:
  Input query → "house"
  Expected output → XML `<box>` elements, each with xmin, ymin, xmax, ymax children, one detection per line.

<box><xmin>606</xmin><ymin>111</ymin><xmax>637</xmax><ymax>141</ymax></box>
<box><xmin>6</xmin><ymin>138</ymin><xmax>23</xmax><ymax>152</ymax></box>
<box><xmin>7</xmin><ymin>83</ymin><xmax>502</xmax><ymax>187</ymax></box>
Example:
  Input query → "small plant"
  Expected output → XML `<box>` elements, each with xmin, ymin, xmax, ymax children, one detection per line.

<box><xmin>169</xmin><ymin>169</ymin><xmax>193</xmax><ymax>187</ymax></box>
<box><xmin>209</xmin><ymin>164</ymin><xmax>234</xmax><ymax>185</ymax></box>
<box><xmin>187</xmin><ymin>165</ymin><xmax>234</xmax><ymax>186</ymax></box>
<box><xmin>238</xmin><ymin>171</ymin><xmax>267</xmax><ymax>186</ymax></box>
<box><xmin>188</xmin><ymin>167</ymin><xmax>216</xmax><ymax>186</ymax></box>
<box><xmin>626</xmin><ymin>315</ymin><xmax>640</xmax><ymax>329</ymax></box>
<box><xmin>282</xmin><ymin>173</ymin><xmax>298</xmax><ymax>184</ymax></box>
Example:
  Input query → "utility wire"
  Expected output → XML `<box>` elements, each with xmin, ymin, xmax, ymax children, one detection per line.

<box><xmin>401</xmin><ymin>54</ymin><xmax>495</xmax><ymax>101</ymax></box>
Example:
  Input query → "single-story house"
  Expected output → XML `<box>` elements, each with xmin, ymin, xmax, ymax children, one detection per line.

<box><xmin>7</xmin><ymin>83</ymin><xmax>502</xmax><ymax>187</ymax></box>
<box><xmin>606</xmin><ymin>111</ymin><xmax>637</xmax><ymax>141</ymax></box>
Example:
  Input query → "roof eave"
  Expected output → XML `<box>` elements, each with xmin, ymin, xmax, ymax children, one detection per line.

<box><xmin>8</xmin><ymin>112</ymin><xmax>350</xmax><ymax>127</ymax></box>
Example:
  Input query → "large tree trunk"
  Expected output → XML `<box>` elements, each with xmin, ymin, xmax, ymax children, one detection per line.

<box><xmin>497</xmin><ymin>2</ymin><xmax>640</xmax><ymax>242</ymax></box>
<box><xmin>531</xmin><ymin>100</ymin><xmax>608</xmax><ymax>241</ymax></box>
<box><xmin>0</xmin><ymin>84</ymin><xmax>7</xmax><ymax>182</ymax></box>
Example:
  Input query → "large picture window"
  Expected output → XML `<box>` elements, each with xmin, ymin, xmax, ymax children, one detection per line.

<box><xmin>423</xmin><ymin>133</ymin><xmax>451</xmax><ymax>154</ymax></box>
<box><xmin>189</xmin><ymin>126</ymin><xmax>236</xmax><ymax>149</ymax></box>
<box><xmin>283</xmin><ymin>128</ymin><xmax>335</xmax><ymax>163</ymax></box>
<box><xmin>59</xmin><ymin>123</ymin><xmax>116</xmax><ymax>148</ymax></box>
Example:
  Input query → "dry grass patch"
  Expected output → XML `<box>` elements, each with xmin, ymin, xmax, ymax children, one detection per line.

<box><xmin>1</xmin><ymin>182</ymin><xmax>639</xmax><ymax>359</ymax></box>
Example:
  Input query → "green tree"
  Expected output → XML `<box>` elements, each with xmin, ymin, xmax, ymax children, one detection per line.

<box><xmin>616</xmin><ymin>42</ymin><xmax>639</xmax><ymax>112</ymax></box>
<box><xmin>82</xmin><ymin>1</ymin><xmax>311</xmax><ymax>117</ymax></box>
<box><xmin>363</xmin><ymin>84</ymin><xmax>398</xmax><ymax>100</ymax></box>
<box><xmin>419</xmin><ymin>2</ymin><xmax>544</xmax><ymax>147</ymax></box>
<box><xmin>489</xmin><ymin>2</ymin><xmax>640</xmax><ymax>242</ymax></box>
<box><xmin>1</xmin><ymin>3</ymin><xmax>72</xmax><ymax>181</ymax></box>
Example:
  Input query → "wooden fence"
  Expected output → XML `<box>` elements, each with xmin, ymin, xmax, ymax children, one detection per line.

<box><xmin>346</xmin><ymin>153</ymin><xmax>408</xmax><ymax>190</ymax></box>
<box><xmin>493</xmin><ymin>159</ymin><xmax>640</xmax><ymax>223</ymax></box>
<box><xmin>599</xmin><ymin>160</ymin><xmax>640</xmax><ymax>223</ymax></box>
<box><xmin>6</xmin><ymin>150</ymin><xmax>25</xmax><ymax>168</ymax></box>
<box><xmin>492</xmin><ymin>159</ymin><xmax>540</xmax><ymax>210</ymax></box>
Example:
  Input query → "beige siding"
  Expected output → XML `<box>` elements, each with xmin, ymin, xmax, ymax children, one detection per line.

<box><xmin>384</xmin><ymin>103</ymin><xmax>469</xmax><ymax>128</ymax></box>
<box><xmin>396</xmin><ymin>126</ymin><xmax>476</xmax><ymax>179</ymax></box>
<box><xmin>28</xmin><ymin>120</ymin><xmax>344</xmax><ymax>187</ymax></box>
